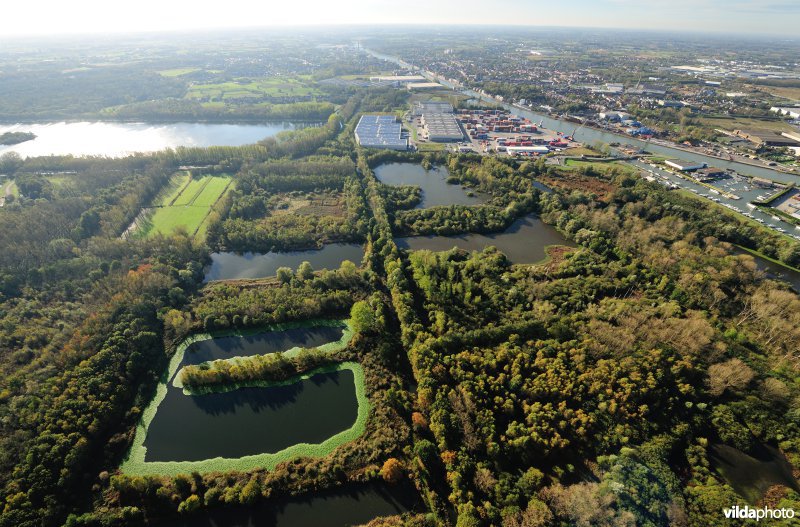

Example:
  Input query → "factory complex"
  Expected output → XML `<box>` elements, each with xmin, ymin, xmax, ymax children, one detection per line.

<box><xmin>354</xmin><ymin>115</ymin><xmax>409</xmax><ymax>150</ymax></box>
<box><xmin>414</xmin><ymin>102</ymin><xmax>465</xmax><ymax>142</ymax></box>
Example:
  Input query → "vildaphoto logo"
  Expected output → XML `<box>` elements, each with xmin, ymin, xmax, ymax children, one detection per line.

<box><xmin>723</xmin><ymin>505</ymin><xmax>795</xmax><ymax>522</ymax></box>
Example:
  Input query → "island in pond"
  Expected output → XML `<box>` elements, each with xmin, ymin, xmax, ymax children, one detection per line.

<box><xmin>0</xmin><ymin>131</ymin><xmax>36</xmax><ymax>145</ymax></box>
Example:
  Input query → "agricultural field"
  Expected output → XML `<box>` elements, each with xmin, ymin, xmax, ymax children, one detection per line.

<box><xmin>139</xmin><ymin>173</ymin><xmax>232</xmax><ymax>238</ymax></box>
<box><xmin>186</xmin><ymin>76</ymin><xmax>322</xmax><ymax>102</ymax></box>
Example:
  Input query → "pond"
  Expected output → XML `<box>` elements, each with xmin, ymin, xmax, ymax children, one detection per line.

<box><xmin>122</xmin><ymin>322</ymin><xmax>365</xmax><ymax>475</ymax></box>
<box><xmin>181</xmin><ymin>324</ymin><xmax>348</xmax><ymax>366</ymax></box>
<box><xmin>156</xmin><ymin>481</ymin><xmax>423</xmax><ymax>527</ymax></box>
<box><xmin>0</xmin><ymin>121</ymin><xmax>301</xmax><ymax>158</ymax></box>
<box><xmin>144</xmin><ymin>369</ymin><xmax>359</xmax><ymax>462</ymax></box>
<box><xmin>374</xmin><ymin>162</ymin><xmax>484</xmax><ymax>208</ymax></box>
<box><xmin>396</xmin><ymin>215</ymin><xmax>574</xmax><ymax>264</ymax></box>
<box><xmin>205</xmin><ymin>243</ymin><xmax>365</xmax><ymax>282</ymax></box>
<box><xmin>710</xmin><ymin>443</ymin><xmax>800</xmax><ymax>504</ymax></box>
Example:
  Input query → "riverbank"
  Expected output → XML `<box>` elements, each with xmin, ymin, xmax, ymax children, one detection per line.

<box><xmin>735</xmin><ymin>244</ymin><xmax>800</xmax><ymax>274</ymax></box>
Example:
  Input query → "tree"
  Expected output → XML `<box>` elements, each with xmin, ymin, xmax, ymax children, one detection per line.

<box><xmin>707</xmin><ymin>358</ymin><xmax>754</xmax><ymax>396</ymax></box>
<box><xmin>239</xmin><ymin>475</ymin><xmax>261</xmax><ymax>504</ymax></box>
<box><xmin>0</xmin><ymin>151</ymin><xmax>23</xmax><ymax>175</ymax></box>
<box><xmin>350</xmin><ymin>300</ymin><xmax>377</xmax><ymax>335</ymax></box>
<box><xmin>379</xmin><ymin>458</ymin><xmax>404</xmax><ymax>483</ymax></box>
<box><xmin>276</xmin><ymin>266</ymin><xmax>294</xmax><ymax>284</ymax></box>
<box><xmin>297</xmin><ymin>261</ymin><xmax>314</xmax><ymax>281</ymax></box>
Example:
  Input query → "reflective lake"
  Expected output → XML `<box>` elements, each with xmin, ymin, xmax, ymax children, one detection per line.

<box><xmin>0</xmin><ymin>121</ymin><xmax>299</xmax><ymax>158</ymax></box>
<box><xmin>396</xmin><ymin>215</ymin><xmax>574</xmax><ymax>263</ymax></box>
<box><xmin>144</xmin><ymin>369</ymin><xmax>358</xmax><ymax>462</ymax></box>
<box><xmin>205</xmin><ymin>244</ymin><xmax>365</xmax><ymax>281</ymax></box>
<box><xmin>374</xmin><ymin>162</ymin><xmax>484</xmax><ymax>208</ymax></box>
<box><xmin>157</xmin><ymin>481</ymin><xmax>422</xmax><ymax>527</ymax></box>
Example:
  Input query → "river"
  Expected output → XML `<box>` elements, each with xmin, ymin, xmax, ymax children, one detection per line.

<box><xmin>363</xmin><ymin>49</ymin><xmax>800</xmax><ymax>187</ymax></box>
<box><xmin>0</xmin><ymin>121</ymin><xmax>300</xmax><ymax>158</ymax></box>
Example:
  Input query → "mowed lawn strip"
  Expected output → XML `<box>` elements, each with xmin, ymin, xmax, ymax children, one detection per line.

<box><xmin>192</xmin><ymin>177</ymin><xmax>232</xmax><ymax>207</ymax></box>
<box><xmin>143</xmin><ymin>175</ymin><xmax>233</xmax><ymax>238</ymax></box>
<box><xmin>159</xmin><ymin>172</ymin><xmax>192</xmax><ymax>206</ymax></box>
<box><xmin>146</xmin><ymin>207</ymin><xmax>211</xmax><ymax>237</ymax></box>
<box><xmin>172</xmin><ymin>177</ymin><xmax>211</xmax><ymax>206</ymax></box>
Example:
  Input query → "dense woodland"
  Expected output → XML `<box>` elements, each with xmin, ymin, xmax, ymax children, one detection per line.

<box><xmin>0</xmin><ymin>51</ymin><xmax>800</xmax><ymax>527</ymax></box>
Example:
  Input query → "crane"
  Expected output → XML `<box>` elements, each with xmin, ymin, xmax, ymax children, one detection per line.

<box><xmin>565</xmin><ymin>121</ymin><xmax>587</xmax><ymax>142</ymax></box>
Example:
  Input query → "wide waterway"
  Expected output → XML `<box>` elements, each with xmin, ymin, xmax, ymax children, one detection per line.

<box><xmin>0</xmin><ymin>121</ymin><xmax>300</xmax><ymax>157</ymax></box>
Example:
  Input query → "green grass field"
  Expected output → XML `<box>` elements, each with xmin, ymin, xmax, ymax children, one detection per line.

<box><xmin>157</xmin><ymin>172</ymin><xmax>192</xmax><ymax>206</ymax></box>
<box><xmin>146</xmin><ymin>207</ymin><xmax>212</xmax><ymax>237</ymax></box>
<box><xmin>140</xmin><ymin>174</ymin><xmax>232</xmax><ymax>238</ymax></box>
<box><xmin>564</xmin><ymin>159</ymin><xmax>637</xmax><ymax>174</ymax></box>
<box><xmin>186</xmin><ymin>77</ymin><xmax>321</xmax><ymax>101</ymax></box>
<box><xmin>701</xmin><ymin>116</ymin><xmax>793</xmax><ymax>134</ymax></box>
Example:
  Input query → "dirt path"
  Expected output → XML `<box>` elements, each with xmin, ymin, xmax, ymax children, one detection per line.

<box><xmin>0</xmin><ymin>180</ymin><xmax>12</xmax><ymax>207</ymax></box>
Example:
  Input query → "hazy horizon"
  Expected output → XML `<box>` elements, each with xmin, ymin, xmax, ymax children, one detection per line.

<box><xmin>1</xmin><ymin>0</ymin><xmax>798</xmax><ymax>39</ymax></box>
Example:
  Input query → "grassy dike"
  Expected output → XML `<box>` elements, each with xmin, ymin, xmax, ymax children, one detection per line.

<box><xmin>120</xmin><ymin>319</ymin><xmax>368</xmax><ymax>476</ymax></box>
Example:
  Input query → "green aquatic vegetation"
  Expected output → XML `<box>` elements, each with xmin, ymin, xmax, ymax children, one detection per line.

<box><xmin>120</xmin><ymin>320</ymin><xmax>365</xmax><ymax>476</ymax></box>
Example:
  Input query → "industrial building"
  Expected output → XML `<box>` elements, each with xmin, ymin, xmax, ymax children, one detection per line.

<box><xmin>414</xmin><ymin>101</ymin><xmax>455</xmax><ymax>116</ymax></box>
<box><xmin>354</xmin><ymin>115</ymin><xmax>408</xmax><ymax>151</ymax></box>
<box><xmin>406</xmin><ymin>82</ymin><xmax>442</xmax><ymax>91</ymax></box>
<box><xmin>781</xmin><ymin>131</ymin><xmax>800</xmax><ymax>143</ymax></box>
<box><xmin>369</xmin><ymin>75</ymin><xmax>427</xmax><ymax>84</ymax></box>
<box><xmin>771</xmin><ymin>107</ymin><xmax>800</xmax><ymax>119</ymax></box>
<box><xmin>665</xmin><ymin>159</ymin><xmax>707</xmax><ymax>172</ymax></box>
<box><xmin>733</xmin><ymin>129</ymin><xmax>800</xmax><ymax>147</ymax></box>
<box><xmin>416</xmin><ymin>101</ymin><xmax>464</xmax><ymax>142</ymax></box>
<box><xmin>506</xmin><ymin>146</ymin><xmax>550</xmax><ymax>156</ymax></box>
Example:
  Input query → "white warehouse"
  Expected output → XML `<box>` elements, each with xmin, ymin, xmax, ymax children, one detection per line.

<box><xmin>355</xmin><ymin>115</ymin><xmax>409</xmax><ymax>151</ymax></box>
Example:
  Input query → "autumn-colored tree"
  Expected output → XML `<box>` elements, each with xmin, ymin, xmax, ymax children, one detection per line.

<box><xmin>380</xmin><ymin>458</ymin><xmax>404</xmax><ymax>484</ymax></box>
<box><xmin>707</xmin><ymin>358</ymin><xmax>754</xmax><ymax>396</ymax></box>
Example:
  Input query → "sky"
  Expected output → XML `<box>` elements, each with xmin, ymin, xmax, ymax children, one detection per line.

<box><xmin>0</xmin><ymin>0</ymin><xmax>796</xmax><ymax>37</ymax></box>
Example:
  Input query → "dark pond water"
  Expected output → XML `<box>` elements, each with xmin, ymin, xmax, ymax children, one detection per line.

<box><xmin>710</xmin><ymin>443</ymin><xmax>800</xmax><ymax>504</ymax></box>
<box><xmin>205</xmin><ymin>244</ymin><xmax>365</xmax><ymax>281</ymax></box>
<box><xmin>156</xmin><ymin>481</ymin><xmax>422</xmax><ymax>527</ymax></box>
<box><xmin>181</xmin><ymin>325</ymin><xmax>347</xmax><ymax>367</ymax></box>
<box><xmin>143</xmin><ymin>369</ymin><xmax>358</xmax><ymax>462</ymax></box>
<box><xmin>733</xmin><ymin>248</ymin><xmax>800</xmax><ymax>291</ymax></box>
<box><xmin>374</xmin><ymin>162</ymin><xmax>484</xmax><ymax>208</ymax></box>
<box><xmin>396</xmin><ymin>215</ymin><xmax>574</xmax><ymax>263</ymax></box>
